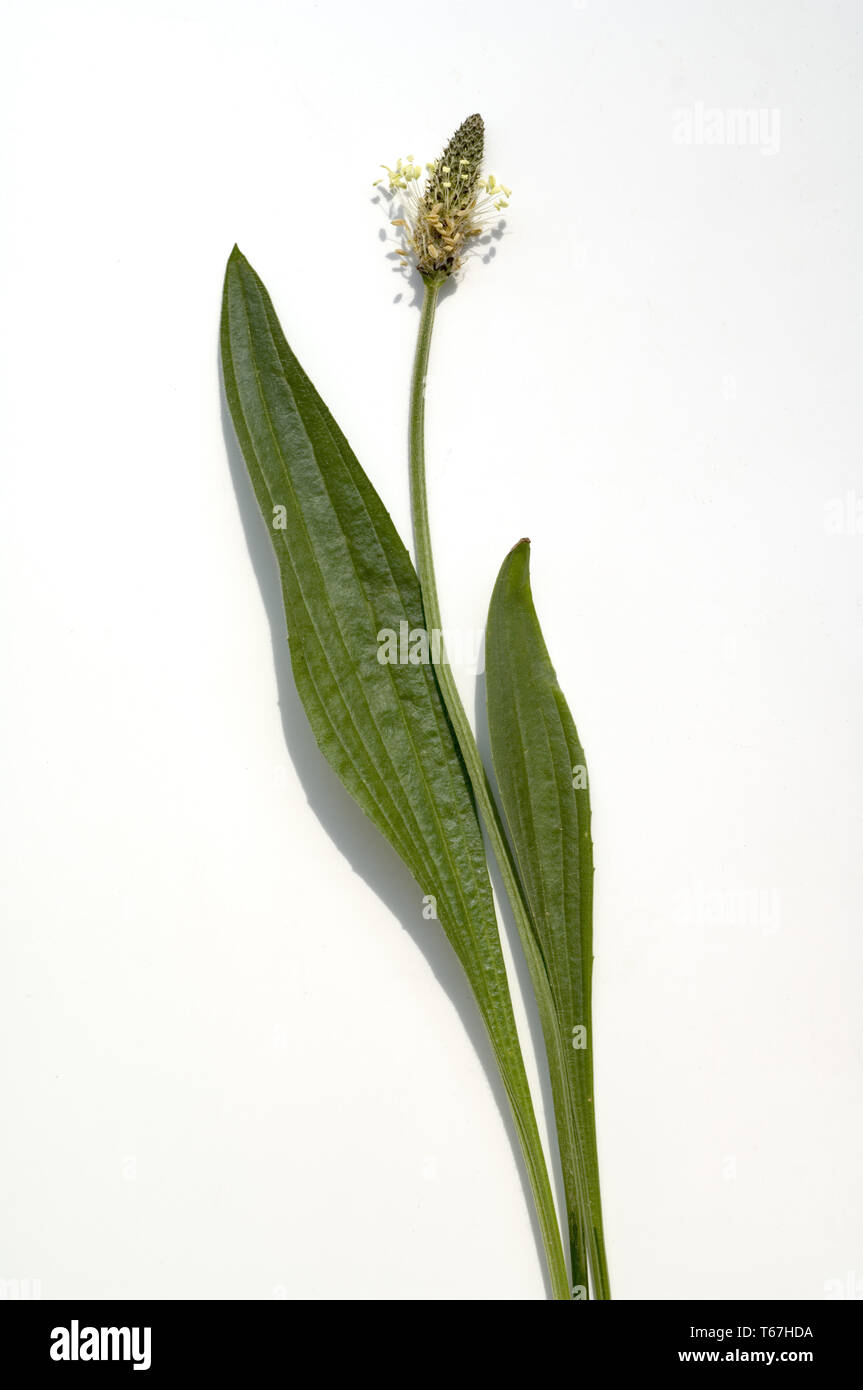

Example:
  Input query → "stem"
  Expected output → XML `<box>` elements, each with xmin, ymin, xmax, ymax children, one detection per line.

<box><xmin>409</xmin><ymin>276</ymin><xmax>610</xmax><ymax>1299</ymax></box>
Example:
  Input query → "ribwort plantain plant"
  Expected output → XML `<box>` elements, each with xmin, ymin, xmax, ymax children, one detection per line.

<box><xmin>220</xmin><ymin>114</ymin><xmax>609</xmax><ymax>1300</ymax></box>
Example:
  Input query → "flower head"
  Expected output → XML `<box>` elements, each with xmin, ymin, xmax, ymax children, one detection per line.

<box><xmin>375</xmin><ymin>114</ymin><xmax>511</xmax><ymax>283</ymax></box>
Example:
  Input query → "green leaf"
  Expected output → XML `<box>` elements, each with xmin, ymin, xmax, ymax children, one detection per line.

<box><xmin>486</xmin><ymin>538</ymin><xmax>610</xmax><ymax>1298</ymax></box>
<box><xmin>220</xmin><ymin>248</ymin><xmax>569</xmax><ymax>1298</ymax></box>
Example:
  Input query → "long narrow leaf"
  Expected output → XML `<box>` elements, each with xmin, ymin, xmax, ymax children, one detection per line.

<box><xmin>220</xmin><ymin>249</ymin><xmax>569</xmax><ymax>1297</ymax></box>
<box><xmin>486</xmin><ymin>538</ymin><xmax>610</xmax><ymax>1298</ymax></box>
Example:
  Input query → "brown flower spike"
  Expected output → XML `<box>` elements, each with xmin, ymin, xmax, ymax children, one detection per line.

<box><xmin>376</xmin><ymin>113</ymin><xmax>511</xmax><ymax>281</ymax></box>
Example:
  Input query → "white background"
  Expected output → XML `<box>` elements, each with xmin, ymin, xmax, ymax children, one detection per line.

<box><xmin>1</xmin><ymin>0</ymin><xmax>861</xmax><ymax>1301</ymax></box>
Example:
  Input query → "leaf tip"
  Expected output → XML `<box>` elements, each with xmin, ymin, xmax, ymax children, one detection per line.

<box><xmin>226</xmin><ymin>243</ymin><xmax>248</xmax><ymax>276</ymax></box>
<box><xmin>496</xmin><ymin>537</ymin><xmax>533</xmax><ymax>600</ymax></box>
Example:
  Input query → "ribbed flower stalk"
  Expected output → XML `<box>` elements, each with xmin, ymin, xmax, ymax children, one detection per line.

<box><xmin>403</xmin><ymin>116</ymin><xmax>611</xmax><ymax>1300</ymax></box>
